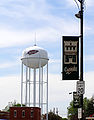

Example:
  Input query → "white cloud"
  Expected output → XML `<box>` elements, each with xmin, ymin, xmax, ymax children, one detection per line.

<box><xmin>0</xmin><ymin>62</ymin><xmax>18</xmax><ymax>69</ymax></box>
<box><xmin>0</xmin><ymin>28</ymin><xmax>35</xmax><ymax>48</ymax></box>
<box><xmin>0</xmin><ymin>73</ymin><xmax>76</xmax><ymax>115</ymax></box>
<box><xmin>48</xmin><ymin>72</ymin><xmax>94</xmax><ymax>116</ymax></box>
<box><xmin>0</xmin><ymin>16</ymin><xmax>79</xmax><ymax>48</ymax></box>
<box><xmin>0</xmin><ymin>6</ymin><xmax>24</xmax><ymax>19</ymax></box>
<box><xmin>0</xmin><ymin>75</ymin><xmax>20</xmax><ymax>110</ymax></box>
<box><xmin>0</xmin><ymin>71</ymin><xmax>94</xmax><ymax>115</ymax></box>
<box><xmin>84</xmin><ymin>55</ymin><xmax>94</xmax><ymax>62</ymax></box>
<box><xmin>49</xmin><ymin>59</ymin><xmax>60</xmax><ymax>64</ymax></box>
<box><xmin>0</xmin><ymin>0</ymin><xmax>50</xmax><ymax>20</ymax></box>
<box><xmin>0</xmin><ymin>28</ymin><xmax>57</xmax><ymax>48</ymax></box>
<box><xmin>49</xmin><ymin>74</ymin><xmax>76</xmax><ymax>103</ymax></box>
<box><xmin>84</xmin><ymin>71</ymin><xmax>94</xmax><ymax>98</ymax></box>
<box><xmin>66</xmin><ymin>0</ymin><xmax>94</xmax><ymax>8</ymax></box>
<box><xmin>0</xmin><ymin>0</ymin><xmax>81</xmax><ymax>49</ymax></box>
<box><xmin>84</xmin><ymin>26</ymin><xmax>93</xmax><ymax>35</ymax></box>
<box><xmin>0</xmin><ymin>0</ymin><xmax>93</xmax><ymax>117</ymax></box>
<box><xmin>86</xmin><ymin>0</ymin><xmax>94</xmax><ymax>7</ymax></box>
<box><xmin>66</xmin><ymin>0</ymin><xmax>79</xmax><ymax>6</ymax></box>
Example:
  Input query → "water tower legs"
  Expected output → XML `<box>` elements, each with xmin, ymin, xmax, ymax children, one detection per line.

<box><xmin>21</xmin><ymin>61</ymin><xmax>48</xmax><ymax>120</ymax></box>
<box><xmin>46</xmin><ymin>63</ymin><xmax>48</xmax><ymax>120</ymax></box>
<box><xmin>25</xmin><ymin>67</ymin><xmax>28</xmax><ymax>106</ymax></box>
<box><xmin>41</xmin><ymin>67</ymin><xmax>43</xmax><ymax>114</ymax></box>
<box><xmin>33</xmin><ymin>68</ymin><xmax>36</xmax><ymax>107</ymax></box>
<box><xmin>29</xmin><ymin>68</ymin><xmax>31</xmax><ymax>107</ymax></box>
<box><xmin>21</xmin><ymin>63</ymin><xmax>23</xmax><ymax>107</ymax></box>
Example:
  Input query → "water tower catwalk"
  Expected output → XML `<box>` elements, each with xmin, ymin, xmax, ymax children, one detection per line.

<box><xmin>21</xmin><ymin>45</ymin><xmax>49</xmax><ymax>119</ymax></box>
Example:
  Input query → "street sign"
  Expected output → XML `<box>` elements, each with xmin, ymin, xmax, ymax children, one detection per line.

<box><xmin>78</xmin><ymin>108</ymin><xmax>82</xmax><ymax>119</ymax></box>
<box><xmin>77</xmin><ymin>81</ymin><xmax>85</xmax><ymax>95</ymax></box>
<box><xmin>62</xmin><ymin>36</ymin><xmax>79</xmax><ymax>80</ymax></box>
<box><xmin>73</xmin><ymin>92</ymin><xmax>80</xmax><ymax>108</ymax></box>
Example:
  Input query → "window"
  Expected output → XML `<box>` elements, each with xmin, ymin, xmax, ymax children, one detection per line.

<box><xmin>22</xmin><ymin>110</ymin><xmax>25</xmax><ymax>117</ymax></box>
<box><xmin>72</xmin><ymin>55</ymin><xmax>76</xmax><ymax>62</ymax></box>
<box><xmin>68</xmin><ymin>47</ymin><xmax>70</xmax><ymax>50</ymax></box>
<box><xmin>70</xmin><ymin>47</ymin><xmax>72</xmax><ymax>50</ymax></box>
<box><xmin>14</xmin><ymin>110</ymin><xmax>17</xmax><ymax>118</ymax></box>
<box><xmin>73</xmin><ymin>46</ymin><xmax>76</xmax><ymax>50</ymax></box>
<box><xmin>31</xmin><ymin>110</ymin><xmax>34</xmax><ymax>118</ymax></box>
<box><xmin>65</xmin><ymin>55</ymin><xmax>69</xmax><ymax>62</ymax></box>
<box><xmin>66</xmin><ymin>46</ymin><xmax>68</xmax><ymax>50</ymax></box>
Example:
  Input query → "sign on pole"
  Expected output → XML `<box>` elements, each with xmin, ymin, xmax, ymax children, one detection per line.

<box><xmin>78</xmin><ymin>108</ymin><xmax>82</xmax><ymax>119</ymax></box>
<box><xmin>77</xmin><ymin>81</ymin><xmax>85</xmax><ymax>95</ymax></box>
<box><xmin>62</xmin><ymin>36</ymin><xmax>79</xmax><ymax>80</ymax></box>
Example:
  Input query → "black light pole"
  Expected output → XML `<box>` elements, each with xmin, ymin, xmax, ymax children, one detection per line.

<box><xmin>80</xmin><ymin>1</ymin><xmax>84</xmax><ymax>120</ymax></box>
<box><xmin>75</xmin><ymin>0</ymin><xmax>84</xmax><ymax>119</ymax></box>
<box><xmin>80</xmin><ymin>0</ymin><xmax>84</xmax><ymax>120</ymax></box>
<box><xmin>75</xmin><ymin>0</ymin><xmax>84</xmax><ymax>79</ymax></box>
<box><xmin>80</xmin><ymin>0</ymin><xmax>83</xmax><ymax>81</ymax></box>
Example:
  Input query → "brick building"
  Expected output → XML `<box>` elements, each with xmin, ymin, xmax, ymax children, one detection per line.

<box><xmin>10</xmin><ymin>107</ymin><xmax>41</xmax><ymax>120</ymax></box>
<box><xmin>0</xmin><ymin>111</ymin><xmax>9</xmax><ymax>120</ymax></box>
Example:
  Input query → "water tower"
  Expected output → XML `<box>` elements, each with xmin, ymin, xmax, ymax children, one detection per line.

<box><xmin>21</xmin><ymin>45</ymin><xmax>49</xmax><ymax>120</ymax></box>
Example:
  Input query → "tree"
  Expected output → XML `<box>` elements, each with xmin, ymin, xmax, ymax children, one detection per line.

<box><xmin>43</xmin><ymin>111</ymin><xmax>68</xmax><ymax>120</ymax></box>
<box><xmin>48</xmin><ymin>112</ymin><xmax>66</xmax><ymax>120</ymax></box>
<box><xmin>84</xmin><ymin>97</ymin><xmax>94</xmax><ymax>117</ymax></box>
<box><xmin>62</xmin><ymin>118</ymin><xmax>68</xmax><ymax>120</ymax></box>
<box><xmin>3</xmin><ymin>100</ymin><xmax>25</xmax><ymax>112</ymax></box>
<box><xmin>67</xmin><ymin>101</ymin><xmax>78</xmax><ymax>120</ymax></box>
<box><xmin>67</xmin><ymin>97</ymin><xmax>94</xmax><ymax>120</ymax></box>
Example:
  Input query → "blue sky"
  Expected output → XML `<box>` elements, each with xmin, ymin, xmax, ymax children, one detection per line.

<box><xmin>0</xmin><ymin>0</ymin><xmax>94</xmax><ymax>118</ymax></box>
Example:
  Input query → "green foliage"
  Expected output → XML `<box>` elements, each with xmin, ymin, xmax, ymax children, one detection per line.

<box><xmin>68</xmin><ymin>101</ymin><xmax>78</xmax><ymax>119</ymax></box>
<box><xmin>3</xmin><ymin>100</ymin><xmax>25</xmax><ymax>112</ymax></box>
<box><xmin>62</xmin><ymin>118</ymin><xmax>68</xmax><ymax>120</ymax></box>
<box><xmin>84</xmin><ymin>97</ymin><xmax>94</xmax><ymax>117</ymax></box>
<box><xmin>48</xmin><ymin>112</ymin><xmax>63</xmax><ymax>120</ymax></box>
<box><xmin>13</xmin><ymin>103</ymin><xmax>25</xmax><ymax>107</ymax></box>
<box><xmin>67</xmin><ymin>97</ymin><xmax>94</xmax><ymax>120</ymax></box>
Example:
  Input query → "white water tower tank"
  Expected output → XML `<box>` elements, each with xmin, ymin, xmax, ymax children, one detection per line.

<box><xmin>21</xmin><ymin>45</ymin><xmax>48</xmax><ymax>68</ymax></box>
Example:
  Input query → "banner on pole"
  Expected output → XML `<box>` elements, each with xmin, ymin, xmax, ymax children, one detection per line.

<box><xmin>62</xmin><ymin>36</ymin><xmax>79</xmax><ymax>80</ymax></box>
<box><xmin>73</xmin><ymin>92</ymin><xmax>80</xmax><ymax>108</ymax></box>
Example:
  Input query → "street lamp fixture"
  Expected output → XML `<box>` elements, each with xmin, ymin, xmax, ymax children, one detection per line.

<box><xmin>69</xmin><ymin>92</ymin><xmax>72</xmax><ymax>95</ymax></box>
<box><xmin>75</xmin><ymin>11</ymin><xmax>81</xmax><ymax>19</ymax></box>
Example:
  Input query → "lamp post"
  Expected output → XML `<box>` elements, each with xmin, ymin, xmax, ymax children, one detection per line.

<box><xmin>75</xmin><ymin>0</ymin><xmax>84</xmax><ymax>120</ymax></box>
<box><xmin>92</xmin><ymin>94</ymin><xmax>94</xmax><ymax>107</ymax></box>
<box><xmin>80</xmin><ymin>1</ymin><xmax>83</xmax><ymax>119</ymax></box>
